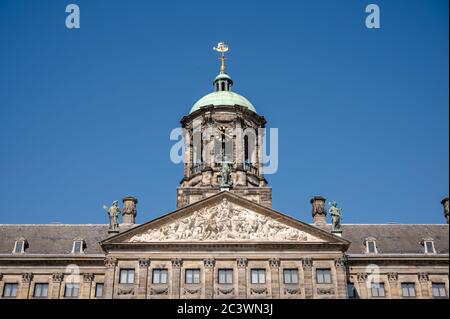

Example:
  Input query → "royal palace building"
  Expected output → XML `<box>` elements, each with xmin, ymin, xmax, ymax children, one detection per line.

<box><xmin>0</xmin><ymin>45</ymin><xmax>448</xmax><ymax>299</ymax></box>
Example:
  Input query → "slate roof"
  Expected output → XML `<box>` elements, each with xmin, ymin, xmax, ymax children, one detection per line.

<box><xmin>0</xmin><ymin>223</ymin><xmax>448</xmax><ymax>256</ymax></box>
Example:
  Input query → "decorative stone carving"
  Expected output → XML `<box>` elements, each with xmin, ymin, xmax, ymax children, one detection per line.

<box><xmin>203</xmin><ymin>258</ymin><xmax>215</xmax><ymax>268</ymax></box>
<box><xmin>83</xmin><ymin>273</ymin><xmax>94</xmax><ymax>282</ymax></box>
<box><xmin>184</xmin><ymin>288</ymin><xmax>201</xmax><ymax>295</ymax></box>
<box><xmin>129</xmin><ymin>199</ymin><xmax>322</xmax><ymax>242</ymax></box>
<box><xmin>122</xmin><ymin>196</ymin><xmax>138</xmax><ymax>224</ymax></box>
<box><xmin>171</xmin><ymin>258</ymin><xmax>183</xmax><ymax>268</ymax></box>
<box><xmin>117</xmin><ymin>288</ymin><xmax>134</xmax><ymax>296</ymax></box>
<box><xmin>357</xmin><ymin>273</ymin><xmax>368</xmax><ymax>282</ymax></box>
<box><xmin>284</xmin><ymin>288</ymin><xmax>301</xmax><ymax>295</ymax></box>
<box><xmin>139</xmin><ymin>258</ymin><xmax>150</xmax><ymax>268</ymax></box>
<box><xmin>217</xmin><ymin>287</ymin><xmax>234</xmax><ymax>295</ymax></box>
<box><xmin>236</xmin><ymin>258</ymin><xmax>248</xmax><ymax>268</ymax></box>
<box><xmin>250</xmin><ymin>287</ymin><xmax>268</xmax><ymax>295</ymax></box>
<box><xmin>418</xmin><ymin>272</ymin><xmax>429</xmax><ymax>282</ymax></box>
<box><xmin>269</xmin><ymin>258</ymin><xmax>280</xmax><ymax>268</ymax></box>
<box><xmin>104</xmin><ymin>257</ymin><xmax>117</xmax><ymax>268</ymax></box>
<box><xmin>52</xmin><ymin>272</ymin><xmax>64</xmax><ymax>282</ymax></box>
<box><xmin>334</xmin><ymin>257</ymin><xmax>346</xmax><ymax>268</ymax></box>
<box><xmin>302</xmin><ymin>258</ymin><xmax>313</xmax><ymax>270</ymax></box>
<box><xmin>150</xmin><ymin>287</ymin><xmax>168</xmax><ymax>295</ymax></box>
<box><xmin>388</xmin><ymin>272</ymin><xmax>398</xmax><ymax>282</ymax></box>
<box><xmin>22</xmin><ymin>273</ymin><xmax>33</xmax><ymax>283</ymax></box>
<box><xmin>317</xmin><ymin>288</ymin><xmax>335</xmax><ymax>295</ymax></box>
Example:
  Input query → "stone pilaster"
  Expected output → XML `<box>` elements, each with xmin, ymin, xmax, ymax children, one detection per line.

<box><xmin>82</xmin><ymin>273</ymin><xmax>94</xmax><ymax>299</ymax></box>
<box><xmin>103</xmin><ymin>257</ymin><xmax>117</xmax><ymax>299</ymax></box>
<box><xmin>237</xmin><ymin>258</ymin><xmax>248</xmax><ymax>298</ymax></box>
<box><xmin>204</xmin><ymin>258</ymin><xmax>215</xmax><ymax>298</ymax></box>
<box><xmin>356</xmin><ymin>273</ymin><xmax>368</xmax><ymax>299</ymax></box>
<box><xmin>302</xmin><ymin>258</ymin><xmax>313</xmax><ymax>299</ymax></box>
<box><xmin>269</xmin><ymin>258</ymin><xmax>280</xmax><ymax>299</ymax></box>
<box><xmin>18</xmin><ymin>273</ymin><xmax>33</xmax><ymax>299</ymax></box>
<box><xmin>387</xmin><ymin>272</ymin><xmax>399</xmax><ymax>299</ymax></box>
<box><xmin>418</xmin><ymin>272</ymin><xmax>430</xmax><ymax>298</ymax></box>
<box><xmin>51</xmin><ymin>273</ymin><xmax>64</xmax><ymax>299</ymax></box>
<box><xmin>334</xmin><ymin>257</ymin><xmax>347</xmax><ymax>298</ymax></box>
<box><xmin>138</xmin><ymin>258</ymin><xmax>150</xmax><ymax>299</ymax></box>
<box><xmin>171</xmin><ymin>258</ymin><xmax>183</xmax><ymax>299</ymax></box>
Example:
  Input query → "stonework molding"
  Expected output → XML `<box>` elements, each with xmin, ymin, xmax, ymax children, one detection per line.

<box><xmin>317</xmin><ymin>288</ymin><xmax>335</xmax><ymax>295</ymax></box>
<box><xmin>302</xmin><ymin>258</ymin><xmax>313</xmax><ymax>270</ymax></box>
<box><xmin>269</xmin><ymin>258</ymin><xmax>280</xmax><ymax>269</ymax></box>
<box><xmin>184</xmin><ymin>287</ymin><xmax>201</xmax><ymax>295</ymax></box>
<box><xmin>284</xmin><ymin>287</ymin><xmax>301</xmax><ymax>295</ymax></box>
<box><xmin>117</xmin><ymin>288</ymin><xmax>135</xmax><ymax>296</ymax></box>
<box><xmin>236</xmin><ymin>258</ymin><xmax>248</xmax><ymax>268</ymax></box>
<box><xmin>83</xmin><ymin>273</ymin><xmax>94</xmax><ymax>282</ymax></box>
<box><xmin>52</xmin><ymin>272</ymin><xmax>64</xmax><ymax>282</ymax></box>
<box><xmin>217</xmin><ymin>287</ymin><xmax>234</xmax><ymax>295</ymax></box>
<box><xmin>139</xmin><ymin>258</ymin><xmax>150</xmax><ymax>268</ymax></box>
<box><xmin>357</xmin><ymin>273</ymin><xmax>368</xmax><ymax>282</ymax></box>
<box><xmin>203</xmin><ymin>258</ymin><xmax>215</xmax><ymax>268</ymax></box>
<box><xmin>104</xmin><ymin>257</ymin><xmax>117</xmax><ymax>268</ymax></box>
<box><xmin>250</xmin><ymin>287</ymin><xmax>268</xmax><ymax>295</ymax></box>
<box><xmin>129</xmin><ymin>199</ymin><xmax>322</xmax><ymax>243</ymax></box>
<box><xmin>150</xmin><ymin>287</ymin><xmax>168</xmax><ymax>295</ymax></box>
<box><xmin>334</xmin><ymin>257</ymin><xmax>346</xmax><ymax>268</ymax></box>
<box><xmin>171</xmin><ymin>258</ymin><xmax>183</xmax><ymax>268</ymax></box>
<box><xmin>388</xmin><ymin>272</ymin><xmax>398</xmax><ymax>282</ymax></box>
<box><xmin>418</xmin><ymin>272</ymin><xmax>429</xmax><ymax>282</ymax></box>
<box><xmin>22</xmin><ymin>273</ymin><xmax>33</xmax><ymax>283</ymax></box>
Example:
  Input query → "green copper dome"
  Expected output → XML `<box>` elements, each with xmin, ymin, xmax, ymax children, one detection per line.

<box><xmin>190</xmin><ymin>91</ymin><xmax>257</xmax><ymax>114</ymax></box>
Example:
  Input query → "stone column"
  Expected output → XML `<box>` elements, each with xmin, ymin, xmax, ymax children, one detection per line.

<box><xmin>387</xmin><ymin>272</ymin><xmax>399</xmax><ymax>299</ymax></box>
<box><xmin>418</xmin><ymin>272</ymin><xmax>430</xmax><ymax>298</ymax></box>
<box><xmin>302</xmin><ymin>258</ymin><xmax>313</xmax><ymax>299</ymax></box>
<box><xmin>441</xmin><ymin>197</ymin><xmax>449</xmax><ymax>224</ymax></box>
<box><xmin>356</xmin><ymin>273</ymin><xmax>368</xmax><ymax>299</ymax></box>
<box><xmin>183</xmin><ymin>129</ymin><xmax>191</xmax><ymax>178</ymax></box>
<box><xmin>18</xmin><ymin>273</ymin><xmax>33</xmax><ymax>299</ymax></box>
<box><xmin>269</xmin><ymin>258</ymin><xmax>280</xmax><ymax>299</ymax></box>
<box><xmin>237</xmin><ymin>258</ymin><xmax>248</xmax><ymax>298</ymax></box>
<box><xmin>81</xmin><ymin>273</ymin><xmax>94</xmax><ymax>299</ymax></box>
<box><xmin>334</xmin><ymin>257</ymin><xmax>348</xmax><ymax>298</ymax></box>
<box><xmin>103</xmin><ymin>257</ymin><xmax>117</xmax><ymax>299</ymax></box>
<box><xmin>50</xmin><ymin>273</ymin><xmax>63</xmax><ymax>299</ymax></box>
<box><xmin>137</xmin><ymin>258</ymin><xmax>150</xmax><ymax>299</ymax></box>
<box><xmin>310</xmin><ymin>196</ymin><xmax>327</xmax><ymax>226</ymax></box>
<box><xmin>204</xmin><ymin>258</ymin><xmax>215</xmax><ymax>298</ymax></box>
<box><xmin>122</xmin><ymin>196</ymin><xmax>138</xmax><ymax>225</ymax></box>
<box><xmin>171</xmin><ymin>258</ymin><xmax>183</xmax><ymax>299</ymax></box>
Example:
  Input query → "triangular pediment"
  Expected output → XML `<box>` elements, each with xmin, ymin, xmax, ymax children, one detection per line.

<box><xmin>101</xmin><ymin>192</ymin><xmax>349</xmax><ymax>246</ymax></box>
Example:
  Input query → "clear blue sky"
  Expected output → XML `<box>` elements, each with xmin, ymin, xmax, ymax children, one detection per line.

<box><xmin>0</xmin><ymin>0</ymin><xmax>448</xmax><ymax>225</ymax></box>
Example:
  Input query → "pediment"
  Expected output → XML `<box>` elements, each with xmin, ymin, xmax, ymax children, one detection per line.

<box><xmin>102</xmin><ymin>192</ymin><xmax>349</xmax><ymax>246</ymax></box>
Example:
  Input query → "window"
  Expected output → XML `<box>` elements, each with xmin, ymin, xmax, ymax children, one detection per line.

<box><xmin>95</xmin><ymin>283</ymin><xmax>104</xmax><ymax>298</ymax></box>
<box><xmin>3</xmin><ymin>283</ymin><xmax>18</xmax><ymax>298</ymax></box>
<box><xmin>347</xmin><ymin>283</ymin><xmax>357</xmax><ymax>299</ymax></box>
<box><xmin>371</xmin><ymin>283</ymin><xmax>385</xmax><ymax>298</ymax></box>
<box><xmin>424</xmin><ymin>240</ymin><xmax>436</xmax><ymax>254</ymax></box>
<box><xmin>64</xmin><ymin>283</ymin><xmax>80</xmax><ymax>298</ymax></box>
<box><xmin>316</xmin><ymin>269</ymin><xmax>332</xmax><ymax>284</ymax></box>
<box><xmin>367</xmin><ymin>241</ymin><xmax>377</xmax><ymax>253</ymax></box>
<box><xmin>13</xmin><ymin>240</ymin><xmax>27</xmax><ymax>254</ymax></box>
<box><xmin>283</xmin><ymin>269</ymin><xmax>299</xmax><ymax>284</ymax></box>
<box><xmin>402</xmin><ymin>283</ymin><xmax>416</xmax><ymax>298</ymax></box>
<box><xmin>432</xmin><ymin>283</ymin><xmax>447</xmax><ymax>298</ymax></box>
<box><xmin>152</xmin><ymin>269</ymin><xmax>168</xmax><ymax>284</ymax></box>
<box><xmin>119</xmin><ymin>269</ymin><xmax>135</xmax><ymax>284</ymax></box>
<box><xmin>218</xmin><ymin>269</ymin><xmax>233</xmax><ymax>284</ymax></box>
<box><xmin>33</xmin><ymin>283</ymin><xmax>48</xmax><ymax>298</ymax></box>
<box><xmin>251</xmin><ymin>269</ymin><xmax>266</xmax><ymax>284</ymax></box>
<box><xmin>72</xmin><ymin>240</ymin><xmax>84</xmax><ymax>254</ymax></box>
<box><xmin>185</xmin><ymin>269</ymin><xmax>200</xmax><ymax>284</ymax></box>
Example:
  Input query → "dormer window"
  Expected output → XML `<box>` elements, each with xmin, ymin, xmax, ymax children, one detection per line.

<box><xmin>365</xmin><ymin>237</ymin><xmax>378</xmax><ymax>254</ymax></box>
<box><xmin>72</xmin><ymin>239</ymin><xmax>85</xmax><ymax>254</ymax></box>
<box><xmin>13</xmin><ymin>238</ymin><xmax>28</xmax><ymax>254</ymax></box>
<box><xmin>422</xmin><ymin>238</ymin><xmax>436</xmax><ymax>254</ymax></box>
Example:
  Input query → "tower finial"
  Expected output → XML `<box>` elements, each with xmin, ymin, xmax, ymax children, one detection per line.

<box><xmin>213</xmin><ymin>42</ymin><xmax>229</xmax><ymax>74</ymax></box>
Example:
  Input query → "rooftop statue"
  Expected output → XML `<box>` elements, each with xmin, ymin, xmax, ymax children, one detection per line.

<box><xmin>103</xmin><ymin>200</ymin><xmax>120</xmax><ymax>232</ymax></box>
<box><xmin>329</xmin><ymin>201</ymin><xmax>342</xmax><ymax>233</ymax></box>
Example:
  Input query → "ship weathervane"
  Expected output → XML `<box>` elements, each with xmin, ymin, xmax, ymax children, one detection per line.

<box><xmin>213</xmin><ymin>42</ymin><xmax>229</xmax><ymax>74</ymax></box>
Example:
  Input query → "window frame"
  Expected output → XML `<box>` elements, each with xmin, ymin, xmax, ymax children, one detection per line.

<box><xmin>64</xmin><ymin>282</ymin><xmax>80</xmax><ymax>298</ymax></box>
<box><xmin>283</xmin><ymin>269</ymin><xmax>299</xmax><ymax>284</ymax></box>
<box><xmin>3</xmin><ymin>283</ymin><xmax>18</xmax><ymax>298</ymax></box>
<box><xmin>218</xmin><ymin>269</ymin><xmax>233</xmax><ymax>285</ymax></box>
<box><xmin>95</xmin><ymin>283</ymin><xmax>104</xmax><ymax>298</ymax></box>
<box><xmin>316</xmin><ymin>268</ymin><xmax>332</xmax><ymax>284</ymax></box>
<box><xmin>33</xmin><ymin>283</ymin><xmax>49</xmax><ymax>298</ymax></box>
<box><xmin>71</xmin><ymin>240</ymin><xmax>85</xmax><ymax>254</ymax></box>
<box><xmin>152</xmin><ymin>268</ymin><xmax>168</xmax><ymax>284</ymax></box>
<box><xmin>250</xmin><ymin>269</ymin><xmax>266</xmax><ymax>284</ymax></box>
<box><xmin>13</xmin><ymin>240</ymin><xmax>26</xmax><ymax>254</ymax></box>
<box><xmin>432</xmin><ymin>283</ymin><xmax>447</xmax><ymax>298</ymax></box>
<box><xmin>347</xmin><ymin>282</ymin><xmax>357</xmax><ymax>299</ymax></box>
<box><xmin>371</xmin><ymin>282</ymin><xmax>386</xmax><ymax>298</ymax></box>
<box><xmin>185</xmin><ymin>269</ymin><xmax>201</xmax><ymax>285</ymax></box>
<box><xmin>424</xmin><ymin>240</ymin><xmax>436</xmax><ymax>254</ymax></box>
<box><xmin>119</xmin><ymin>268</ymin><xmax>135</xmax><ymax>284</ymax></box>
<box><xmin>401</xmin><ymin>283</ymin><xmax>416</xmax><ymax>298</ymax></box>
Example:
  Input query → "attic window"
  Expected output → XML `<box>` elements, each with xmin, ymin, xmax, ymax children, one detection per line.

<box><xmin>72</xmin><ymin>239</ymin><xmax>85</xmax><ymax>254</ymax></box>
<box><xmin>13</xmin><ymin>239</ymin><xmax>28</xmax><ymax>254</ymax></box>
<box><xmin>422</xmin><ymin>239</ymin><xmax>436</xmax><ymax>254</ymax></box>
<box><xmin>365</xmin><ymin>237</ymin><xmax>378</xmax><ymax>254</ymax></box>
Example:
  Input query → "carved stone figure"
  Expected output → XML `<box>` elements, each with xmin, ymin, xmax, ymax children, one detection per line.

<box><xmin>220</xmin><ymin>162</ymin><xmax>233</xmax><ymax>188</ymax></box>
<box><xmin>329</xmin><ymin>201</ymin><xmax>342</xmax><ymax>233</ymax></box>
<box><xmin>104</xmin><ymin>201</ymin><xmax>120</xmax><ymax>232</ymax></box>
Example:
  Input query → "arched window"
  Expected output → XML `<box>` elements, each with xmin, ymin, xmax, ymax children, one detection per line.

<box><xmin>244</xmin><ymin>135</ymin><xmax>249</xmax><ymax>163</ymax></box>
<box><xmin>221</xmin><ymin>82</ymin><xmax>225</xmax><ymax>91</ymax></box>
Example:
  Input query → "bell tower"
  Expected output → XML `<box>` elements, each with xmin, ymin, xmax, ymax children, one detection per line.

<box><xmin>176</xmin><ymin>42</ymin><xmax>272</xmax><ymax>208</ymax></box>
